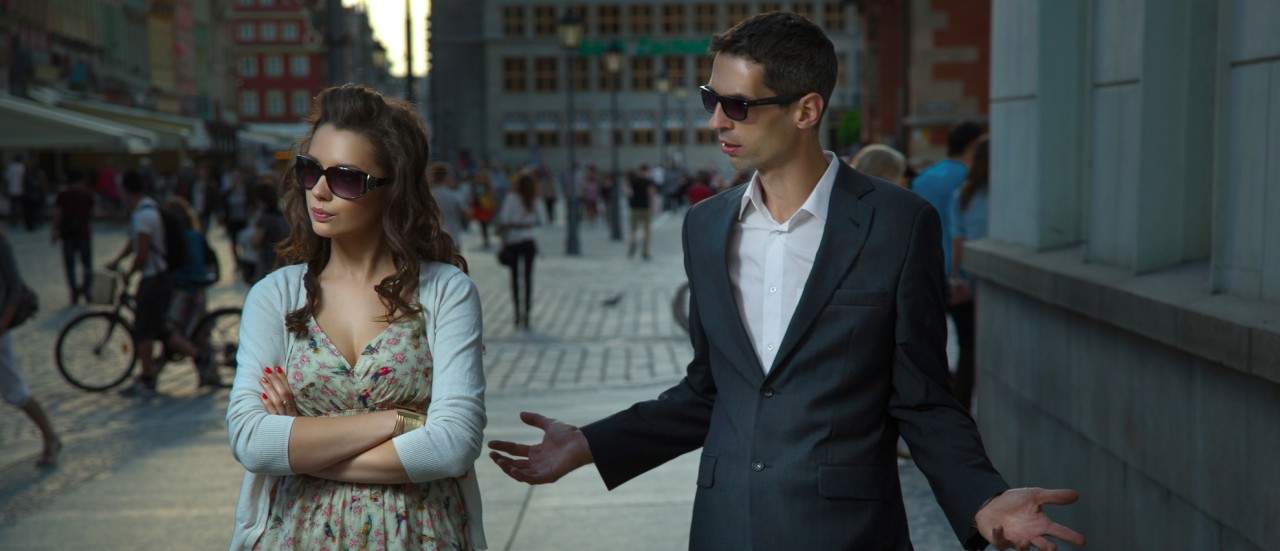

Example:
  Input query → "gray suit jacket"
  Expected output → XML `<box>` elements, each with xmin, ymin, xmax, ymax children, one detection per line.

<box><xmin>582</xmin><ymin>163</ymin><xmax>1008</xmax><ymax>550</ymax></box>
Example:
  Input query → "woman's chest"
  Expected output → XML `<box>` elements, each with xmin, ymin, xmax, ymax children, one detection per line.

<box><xmin>287</xmin><ymin>316</ymin><xmax>435</xmax><ymax>412</ymax></box>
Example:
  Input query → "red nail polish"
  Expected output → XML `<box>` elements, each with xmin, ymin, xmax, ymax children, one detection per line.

<box><xmin>263</xmin><ymin>367</ymin><xmax>271</xmax><ymax>374</ymax></box>
<box><xmin>276</xmin><ymin>366</ymin><xmax>284</xmax><ymax>374</ymax></box>
<box><xmin>261</xmin><ymin>393</ymin><xmax>268</xmax><ymax>399</ymax></box>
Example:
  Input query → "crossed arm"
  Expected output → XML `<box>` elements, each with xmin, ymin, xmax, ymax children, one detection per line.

<box><xmin>226</xmin><ymin>270</ymin><xmax>486</xmax><ymax>486</ymax></box>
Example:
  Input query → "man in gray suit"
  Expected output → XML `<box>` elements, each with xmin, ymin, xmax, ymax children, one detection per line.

<box><xmin>490</xmin><ymin>13</ymin><xmax>1085</xmax><ymax>551</ymax></box>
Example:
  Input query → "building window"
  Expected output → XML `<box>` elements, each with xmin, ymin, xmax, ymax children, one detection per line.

<box><xmin>629</xmin><ymin>5</ymin><xmax>652</xmax><ymax>35</ymax></box>
<box><xmin>503</xmin><ymin>58</ymin><xmax>527</xmax><ymax>92</ymax></box>
<box><xmin>694</xmin><ymin>4</ymin><xmax>718</xmax><ymax>33</ymax></box>
<box><xmin>726</xmin><ymin>3</ymin><xmax>750</xmax><ymax>25</ymax></box>
<box><xmin>238</xmin><ymin>0</ymin><xmax>254</xmax><ymax>6</ymax></box>
<box><xmin>568</xmin><ymin>5</ymin><xmax>588</xmax><ymax>30</ymax></box>
<box><xmin>534</xmin><ymin>57</ymin><xmax>558</xmax><ymax>92</ymax></box>
<box><xmin>282</xmin><ymin>22</ymin><xmax>299</xmax><ymax>41</ymax></box>
<box><xmin>696</xmin><ymin>56</ymin><xmax>713</xmax><ymax>85</ymax></box>
<box><xmin>292</xmin><ymin>90</ymin><xmax>310</xmax><ymax>116</ymax></box>
<box><xmin>266</xmin><ymin>90</ymin><xmax>285</xmax><ymax>116</ymax></box>
<box><xmin>504</xmin><ymin>131</ymin><xmax>529</xmax><ymax>148</ymax></box>
<box><xmin>631</xmin><ymin>128</ymin><xmax>655</xmax><ymax>145</ymax></box>
<box><xmin>536</xmin><ymin>130</ymin><xmax>560</xmax><ymax>147</ymax></box>
<box><xmin>289</xmin><ymin>55</ymin><xmax>309</xmax><ymax>77</ymax></box>
<box><xmin>534</xmin><ymin>5</ymin><xmax>557</xmax><ymax>36</ymax></box>
<box><xmin>260</xmin><ymin>22</ymin><xmax>277</xmax><ymax>42</ymax></box>
<box><xmin>238</xmin><ymin>23</ymin><xmax>255</xmax><ymax>41</ymax></box>
<box><xmin>573</xmin><ymin>130</ymin><xmax>592</xmax><ymax>146</ymax></box>
<box><xmin>264</xmin><ymin>55</ymin><xmax>283</xmax><ymax>77</ymax></box>
<box><xmin>824</xmin><ymin>1</ymin><xmax>846</xmax><ymax>30</ymax></box>
<box><xmin>631</xmin><ymin>57</ymin><xmax>654</xmax><ymax>91</ymax></box>
<box><xmin>240</xmin><ymin>91</ymin><xmax>259</xmax><ymax>116</ymax></box>
<box><xmin>663</xmin><ymin>56</ymin><xmax>686</xmax><ymax>87</ymax></box>
<box><xmin>612</xmin><ymin>129</ymin><xmax>625</xmax><ymax>146</ymax></box>
<box><xmin>597</xmin><ymin>5</ymin><xmax>620</xmax><ymax>35</ymax></box>
<box><xmin>664</xmin><ymin>128</ymin><xmax>685</xmax><ymax>145</ymax></box>
<box><xmin>503</xmin><ymin>6</ymin><xmax>525</xmax><ymax>36</ymax></box>
<box><xmin>793</xmin><ymin>2</ymin><xmax>814</xmax><ymax>22</ymax></box>
<box><xmin>662</xmin><ymin>4</ymin><xmax>685</xmax><ymax>35</ymax></box>
<box><xmin>571</xmin><ymin>57</ymin><xmax>590</xmax><ymax>91</ymax></box>
<box><xmin>695</xmin><ymin>129</ymin><xmax>717</xmax><ymax>144</ymax></box>
<box><xmin>598</xmin><ymin>57</ymin><xmax>622</xmax><ymax>91</ymax></box>
<box><xmin>239</xmin><ymin>56</ymin><xmax>258</xmax><ymax>77</ymax></box>
<box><xmin>260</xmin><ymin>0</ymin><xmax>274</xmax><ymax>6</ymax></box>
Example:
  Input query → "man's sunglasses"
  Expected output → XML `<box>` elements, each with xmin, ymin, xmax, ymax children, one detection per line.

<box><xmin>293</xmin><ymin>154</ymin><xmax>389</xmax><ymax>200</ymax></box>
<box><xmin>699</xmin><ymin>85</ymin><xmax>803</xmax><ymax>122</ymax></box>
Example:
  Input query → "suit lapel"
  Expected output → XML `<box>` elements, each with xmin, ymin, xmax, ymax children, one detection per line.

<box><xmin>767</xmin><ymin>164</ymin><xmax>876</xmax><ymax>379</ymax></box>
<box><xmin>699</xmin><ymin>185</ymin><xmax>767</xmax><ymax>386</ymax></box>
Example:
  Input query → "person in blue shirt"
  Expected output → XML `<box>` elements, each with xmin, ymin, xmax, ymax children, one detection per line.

<box><xmin>909</xmin><ymin>121</ymin><xmax>985</xmax><ymax>276</ymax></box>
<box><xmin>947</xmin><ymin>136</ymin><xmax>990</xmax><ymax>411</ymax></box>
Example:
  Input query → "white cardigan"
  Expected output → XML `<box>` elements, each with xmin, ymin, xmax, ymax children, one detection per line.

<box><xmin>226</xmin><ymin>262</ymin><xmax>487</xmax><ymax>550</ymax></box>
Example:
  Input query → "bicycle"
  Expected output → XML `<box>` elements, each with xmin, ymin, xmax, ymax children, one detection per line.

<box><xmin>55</xmin><ymin>269</ymin><xmax>242</xmax><ymax>392</ymax></box>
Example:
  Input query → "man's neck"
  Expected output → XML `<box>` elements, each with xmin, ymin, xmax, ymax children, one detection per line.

<box><xmin>755</xmin><ymin>145</ymin><xmax>830</xmax><ymax>223</ymax></box>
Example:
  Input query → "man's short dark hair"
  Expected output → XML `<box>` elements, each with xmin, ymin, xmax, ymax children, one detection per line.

<box><xmin>122</xmin><ymin>170</ymin><xmax>145</xmax><ymax>195</ymax></box>
<box><xmin>709</xmin><ymin>12</ymin><xmax>837</xmax><ymax>118</ymax></box>
<box><xmin>947</xmin><ymin>122</ymin><xmax>985</xmax><ymax>157</ymax></box>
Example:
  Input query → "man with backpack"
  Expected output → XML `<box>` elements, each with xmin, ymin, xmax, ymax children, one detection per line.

<box><xmin>108</xmin><ymin>171</ymin><xmax>190</xmax><ymax>397</ymax></box>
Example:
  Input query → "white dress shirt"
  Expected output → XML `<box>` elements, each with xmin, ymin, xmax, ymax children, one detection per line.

<box><xmin>728</xmin><ymin>151</ymin><xmax>840</xmax><ymax>373</ymax></box>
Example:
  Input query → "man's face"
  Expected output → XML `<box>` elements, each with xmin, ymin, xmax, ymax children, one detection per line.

<box><xmin>705</xmin><ymin>53</ymin><xmax>800</xmax><ymax>173</ymax></box>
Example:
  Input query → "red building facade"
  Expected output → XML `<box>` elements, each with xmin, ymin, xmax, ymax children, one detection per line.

<box><xmin>229</xmin><ymin>0</ymin><xmax>325</xmax><ymax>124</ymax></box>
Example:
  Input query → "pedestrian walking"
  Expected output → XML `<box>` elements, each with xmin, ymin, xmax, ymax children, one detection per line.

<box><xmin>51</xmin><ymin>170</ymin><xmax>95</xmax><ymax>306</ymax></box>
<box><xmin>496</xmin><ymin>172</ymin><xmax>545</xmax><ymax>330</ymax></box>
<box><xmin>626</xmin><ymin>166</ymin><xmax>657</xmax><ymax>260</ymax></box>
<box><xmin>0</xmin><ymin>229</ymin><xmax>61</xmax><ymax>467</ymax></box>
<box><xmin>107</xmin><ymin>171</ymin><xmax>188</xmax><ymax>397</ymax></box>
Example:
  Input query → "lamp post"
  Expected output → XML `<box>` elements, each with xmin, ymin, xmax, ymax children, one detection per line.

<box><xmin>558</xmin><ymin>12</ymin><xmax>584</xmax><ymax>256</ymax></box>
<box><xmin>604</xmin><ymin>41</ymin><xmax>624</xmax><ymax>241</ymax></box>
<box><xmin>656</xmin><ymin>72</ymin><xmax>670</xmax><ymax>170</ymax></box>
<box><xmin>673</xmin><ymin>87</ymin><xmax>689</xmax><ymax>168</ymax></box>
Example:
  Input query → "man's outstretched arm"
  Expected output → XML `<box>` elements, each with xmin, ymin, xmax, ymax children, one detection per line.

<box><xmin>489</xmin><ymin>215</ymin><xmax>717</xmax><ymax>488</ymax></box>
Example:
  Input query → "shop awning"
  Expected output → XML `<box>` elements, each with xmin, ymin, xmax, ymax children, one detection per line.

<box><xmin>0</xmin><ymin>93</ymin><xmax>155</xmax><ymax>153</ymax></box>
<box><xmin>59</xmin><ymin>98</ymin><xmax>212</xmax><ymax>151</ymax></box>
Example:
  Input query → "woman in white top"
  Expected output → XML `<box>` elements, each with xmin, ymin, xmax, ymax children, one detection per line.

<box><xmin>226</xmin><ymin>84</ymin><xmax>487</xmax><ymax>550</ymax></box>
<box><xmin>494</xmin><ymin>172</ymin><xmax>545</xmax><ymax>330</ymax></box>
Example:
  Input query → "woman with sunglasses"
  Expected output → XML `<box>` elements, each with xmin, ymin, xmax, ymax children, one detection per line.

<box><xmin>226</xmin><ymin>84</ymin><xmax>487</xmax><ymax>551</ymax></box>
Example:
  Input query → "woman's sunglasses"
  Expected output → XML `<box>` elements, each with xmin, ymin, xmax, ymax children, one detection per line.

<box><xmin>293</xmin><ymin>154</ymin><xmax>389</xmax><ymax>200</ymax></box>
<box><xmin>699</xmin><ymin>85</ymin><xmax>803</xmax><ymax>122</ymax></box>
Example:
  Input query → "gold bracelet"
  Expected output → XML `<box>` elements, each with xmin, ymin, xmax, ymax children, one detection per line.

<box><xmin>393</xmin><ymin>409</ymin><xmax>426</xmax><ymax>436</ymax></box>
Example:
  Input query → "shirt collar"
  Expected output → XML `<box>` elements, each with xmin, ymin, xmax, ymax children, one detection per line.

<box><xmin>738</xmin><ymin>150</ymin><xmax>841</xmax><ymax>224</ymax></box>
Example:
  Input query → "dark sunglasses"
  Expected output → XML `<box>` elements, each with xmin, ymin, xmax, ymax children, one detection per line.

<box><xmin>293</xmin><ymin>154</ymin><xmax>389</xmax><ymax>200</ymax></box>
<box><xmin>700</xmin><ymin>85</ymin><xmax>803</xmax><ymax>122</ymax></box>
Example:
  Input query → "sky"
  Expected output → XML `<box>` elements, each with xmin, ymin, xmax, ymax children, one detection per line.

<box><xmin>344</xmin><ymin>0</ymin><xmax>430</xmax><ymax>77</ymax></box>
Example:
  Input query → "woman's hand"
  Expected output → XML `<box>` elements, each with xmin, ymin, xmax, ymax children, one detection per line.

<box><xmin>259</xmin><ymin>365</ymin><xmax>299</xmax><ymax>416</ymax></box>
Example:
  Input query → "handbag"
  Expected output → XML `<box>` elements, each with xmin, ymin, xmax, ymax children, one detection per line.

<box><xmin>497</xmin><ymin>244</ymin><xmax>516</xmax><ymax>267</ymax></box>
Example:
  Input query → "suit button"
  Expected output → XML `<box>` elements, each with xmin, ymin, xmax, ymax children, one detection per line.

<box><xmin>751</xmin><ymin>461</ymin><xmax>765</xmax><ymax>472</ymax></box>
<box><xmin>762</xmin><ymin>388</ymin><xmax>775</xmax><ymax>398</ymax></box>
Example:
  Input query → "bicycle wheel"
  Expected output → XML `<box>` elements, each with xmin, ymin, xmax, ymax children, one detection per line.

<box><xmin>193</xmin><ymin>307</ymin><xmax>242</xmax><ymax>384</ymax></box>
<box><xmin>56</xmin><ymin>312</ymin><xmax>138</xmax><ymax>391</ymax></box>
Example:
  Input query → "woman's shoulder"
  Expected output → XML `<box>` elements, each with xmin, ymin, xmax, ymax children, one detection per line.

<box><xmin>245</xmin><ymin>263</ymin><xmax>307</xmax><ymax>305</ymax></box>
<box><xmin>418</xmin><ymin>261</ymin><xmax>474</xmax><ymax>292</ymax></box>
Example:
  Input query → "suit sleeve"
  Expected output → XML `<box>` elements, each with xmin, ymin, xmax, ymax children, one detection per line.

<box><xmin>889</xmin><ymin>203</ymin><xmax>1009</xmax><ymax>548</ymax></box>
<box><xmin>580</xmin><ymin>213</ymin><xmax>717</xmax><ymax>490</ymax></box>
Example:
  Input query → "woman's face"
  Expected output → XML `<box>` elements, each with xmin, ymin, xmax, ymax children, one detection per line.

<box><xmin>303</xmin><ymin>123</ymin><xmax>388</xmax><ymax>240</ymax></box>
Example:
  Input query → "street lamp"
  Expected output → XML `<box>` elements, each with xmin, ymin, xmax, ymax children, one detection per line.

<box><xmin>558</xmin><ymin>11</ymin><xmax>584</xmax><ymax>256</ymax></box>
<box><xmin>673</xmin><ymin>87</ymin><xmax>690</xmax><ymax>168</ymax></box>
<box><xmin>656</xmin><ymin>72</ymin><xmax>670</xmax><ymax>171</ymax></box>
<box><xmin>604</xmin><ymin>41</ymin><xmax>624</xmax><ymax>241</ymax></box>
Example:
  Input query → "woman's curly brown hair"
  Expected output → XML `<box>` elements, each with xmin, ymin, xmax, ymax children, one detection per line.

<box><xmin>277</xmin><ymin>84</ymin><xmax>467</xmax><ymax>337</ymax></box>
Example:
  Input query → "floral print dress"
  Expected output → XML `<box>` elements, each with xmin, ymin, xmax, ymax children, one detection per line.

<box><xmin>254</xmin><ymin>315</ymin><xmax>470</xmax><ymax>551</ymax></box>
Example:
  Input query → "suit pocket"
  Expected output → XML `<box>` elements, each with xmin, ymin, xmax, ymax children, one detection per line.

<box><xmin>696</xmin><ymin>455</ymin><xmax>717</xmax><ymax>488</ymax></box>
<box><xmin>830</xmin><ymin>288</ymin><xmax>891</xmax><ymax>308</ymax></box>
<box><xmin>818</xmin><ymin>464</ymin><xmax>886</xmax><ymax>500</ymax></box>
